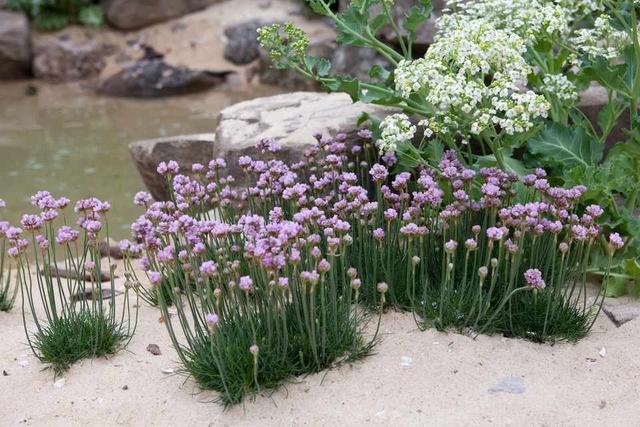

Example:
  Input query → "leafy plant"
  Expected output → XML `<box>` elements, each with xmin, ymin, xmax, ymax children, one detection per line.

<box><xmin>259</xmin><ymin>0</ymin><xmax>640</xmax><ymax>295</ymax></box>
<box><xmin>9</xmin><ymin>193</ymin><xmax>137</xmax><ymax>375</ymax></box>
<box><xmin>6</xmin><ymin>0</ymin><xmax>103</xmax><ymax>31</ymax></box>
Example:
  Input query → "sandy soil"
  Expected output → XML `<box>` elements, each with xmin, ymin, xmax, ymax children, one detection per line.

<box><xmin>1</xmin><ymin>262</ymin><xmax>639</xmax><ymax>427</ymax></box>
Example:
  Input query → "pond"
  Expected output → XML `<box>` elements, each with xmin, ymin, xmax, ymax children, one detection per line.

<box><xmin>0</xmin><ymin>81</ymin><xmax>281</xmax><ymax>238</ymax></box>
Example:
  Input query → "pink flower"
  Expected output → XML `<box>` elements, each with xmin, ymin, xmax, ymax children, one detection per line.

<box><xmin>524</xmin><ymin>268</ymin><xmax>546</xmax><ymax>289</ymax></box>
<box><xmin>239</xmin><ymin>276</ymin><xmax>253</xmax><ymax>292</ymax></box>
<box><xmin>609</xmin><ymin>232</ymin><xmax>624</xmax><ymax>250</ymax></box>
<box><xmin>205</xmin><ymin>312</ymin><xmax>219</xmax><ymax>329</ymax></box>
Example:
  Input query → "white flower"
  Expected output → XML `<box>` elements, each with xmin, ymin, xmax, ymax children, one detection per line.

<box><xmin>379</xmin><ymin>113</ymin><xmax>416</xmax><ymax>154</ymax></box>
<box><xmin>571</xmin><ymin>14</ymin><xmax>630</xmax><ymax>60</ymax></box>
<box><xmin>540</xmin><ymin>73</ymin><xmax>579</xmax><ymax>103</ymax></box>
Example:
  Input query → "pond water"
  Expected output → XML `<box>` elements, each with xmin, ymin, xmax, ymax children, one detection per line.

<box><xmin>0</xmin><ymin>82</ymin><xmax>281</xmax><ymax>238</ymax></box>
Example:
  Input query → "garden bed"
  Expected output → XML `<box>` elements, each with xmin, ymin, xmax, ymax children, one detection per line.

<box><xmin>0</xmin><ymin>270</ymin><xmax>638</xmax><ymax>425</ymax></box>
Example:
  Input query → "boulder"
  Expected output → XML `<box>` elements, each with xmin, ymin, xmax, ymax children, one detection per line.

<box><xmin>224</xmin><ymin>19</ymin><xmax>275</xmax><ymax>65</ymax></box>
<box><xmin>102</xmin><ymin>0</ymin><xmax>223</xmax><ymax>30</ymax></box>
<box><xmin>0</xmin><ymin>11</ymin><xmax>31</xmax><ymax>79</ymax></box>
<box><xmin>129</xmin><ymin>134</ymin><xmax>215</xmax><ymax>200</ymax></box>
<box><xmin>602</xmin><ymin>296</ymin><xmax>640</xmax><ymax>327</ymax></box>
<box><xmin>98</xmin><ymin>58</ymin><xmax>233</xmax><ymax>98</ymax></box>
<box><xmin>214</xmin><ymin>91</ymin><xmax>397</xmax><ymax>176</ymax></box>
<box><xmin>32</xmin><ymin>35</ymin><xmax>105</xmax><ymax>82</ymax></box>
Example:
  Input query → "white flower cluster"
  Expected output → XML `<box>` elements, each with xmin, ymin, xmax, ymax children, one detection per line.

<box><xmin>394</xmin><ymin>20</ymin><xmax>549</xmax><ymax>139</ymax></box>
<box><xmin>571</xmin><ymin>14</ymin><xmax>630</xmax><ymax>60</ymax></box>
<box><xmin>541</xmin><ymin>73</ymin><xmax>579</xmax><ymax>103</ymax></box>
<box><xmin>379</xmin><ymin>113</ymin><xmax>416</xmax><ymax>154</ymax></box>
<box><xmin>441</xmin><ymin>0</ymin><xmax>570</xmax><ymax>45</ymax></box>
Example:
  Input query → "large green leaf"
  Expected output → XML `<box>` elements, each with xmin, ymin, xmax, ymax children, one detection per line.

<box><xmin>403</xmin><ymin>1</ymin><xmax>432</xmax><ymax>45</ymax></box>
<box><xmin>528</xmin><ymin>123</ymin><xmax>603</xmax><ymax>169</ymax></box>
<box><xmin>476</xmin><ymin>155</ymin><xmax>529</xmax><ymax>176</ymax></box>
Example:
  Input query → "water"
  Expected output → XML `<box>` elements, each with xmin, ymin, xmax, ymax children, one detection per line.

<box><xmin>0</xmin><ymin>81</ymin><xmax>280</xmax><ymax>238</ymax></box>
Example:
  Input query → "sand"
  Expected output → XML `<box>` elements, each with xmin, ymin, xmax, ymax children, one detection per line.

<box><xmin>1</xmin><ymin>261</ymin><xmax>639</xmax><ymax>427</ymax></box>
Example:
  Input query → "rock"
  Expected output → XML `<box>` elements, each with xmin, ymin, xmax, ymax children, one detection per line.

<box><xmin>42</xmin><ymin>265</ymin><xmax>113</xmax><ymax>283</ymax></box>
<box><xmin>331</xmin><ymin>45</ymin><xmax>391</xmax><ymax>82</ymax></box>
<box><xmin>102</xmin><ymin>0</ymin><xmax>223</xmax><ymax>30</ymax></box>
<box><xmin>98</xmin><ymin>58</ymin><xmax>233</xmax><ymax>98</ymax></box>
<box><xmin>99</xmin><ymin>237</ymin><xmax>124</xmax><ymax>260</ymax></box>
<box><xmin>32</xmin><ymin>36</ymin><xmax>105</xmax><ymax>82</ymax></box>
<box><xmin>214</xmin><ymin>91</ymin><xmax>397</xmax><ymax>176</ymax></box>
<box><xmin>0</xmin><ymin>11</ymin><xmax>31</xmax><ymax>79</ymax></box>
<box><xmin>224</xmin><ymin>19</ymin><xmax>275</xmax><ymax>65</ymax></box>
<box><xmin>146</xmin><ymin>344</ymin><xmax>162</xmax><ymax>356</ymax></box>
<box><xmin>602</xmin><ymin>297</ymin><xmax>640</xmax><ymax>326</ymax></box>
<box><xmin>71</xmin><ymin>288</ymin><xmax>117</xmax><ymax>303</ymax></box>
<box><xmin>129</xmin><ymin>134</ymin><xmax>215</xmax><ymax>200</ymax></box>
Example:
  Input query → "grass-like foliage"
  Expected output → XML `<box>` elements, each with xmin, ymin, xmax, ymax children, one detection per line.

<box><xmin>6</xmin><ymin>193</ymin><xmax>138</xmax><ymax>375</ymax></box>
<box><xmin>126</xmin><ymin>130</ymin><xmax>614</xmax><ymax>405</ymax></box>
<box><xmin>1</xmin><ymin>199</ymin><xmax>18</xmax><ymax>312</ymax></box>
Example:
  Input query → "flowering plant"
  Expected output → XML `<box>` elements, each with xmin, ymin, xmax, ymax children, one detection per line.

<box><xmin>126</xmin><ymin>144</ymin><xmax>381</xmax><ymax>406</ymax></box>
<box><xmin>9</xmin><ymin>192</ymin><xmax>138</xmax><ymax>374</ymax></box>
<box><xmin>126</xmin><ymin>129</ymin><xmax>614</xmax><ymax>405</ymax></box>
<box><xmin>259</xmin><ymin>0</ymin><xmax>639</xmax><ymax>295</ymax></box>
<box><xmin>0</xmin><ymin>199</ymin><xmax>18</xmax><ymax>312</ymax></box>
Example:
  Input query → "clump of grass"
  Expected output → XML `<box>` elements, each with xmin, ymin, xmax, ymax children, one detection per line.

<box><xmin>32</xmin><ymin>311</ymin><xmax>130</xmax><ymax>375</ymax></box>
<box><xmin>1</xmin><ymin>199</ymin><xmax>18</xmax><ymax>312</ymax></box>
<box><xmin>7</xmin><ymin>193</ymin><xmax>138</xmax><ymax>374</ymax></box>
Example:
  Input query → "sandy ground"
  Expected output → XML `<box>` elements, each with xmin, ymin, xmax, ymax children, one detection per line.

<box><xmin>1</xmin><ymin>263</ymin><xmax>640</xmax><ymax>427</ymax></box>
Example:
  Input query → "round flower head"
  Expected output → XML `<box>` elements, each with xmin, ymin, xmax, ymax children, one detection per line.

<box><xmin>249</xmin><ymin>344</ymin><xmax>259</xmax><ymax>355</ymax></box>
<box><xmin>377</xmin><ymin>282</ymin><xmax>389</xmax><ymax>293</ymax></box>
<box><xmin>205</xmin><ymin>312</ymin><xmax>219</xmax><ymax>329</ymax></box>
<box><xmin>0</xmin><ymin>199</ymin><xmax>5</xmax><ymax>208</ymax></box>
<box><xmin>486</xmin><ymin>227</ymin><xmax>504</xmax><ymax>241</ymax></box>
<box><xmin>464</xmin><ymin>238</ymin><xmax>478</xmax><ymax>251</ymax></box>
<box><xmin>318</xmin><ymin>258</ymin><xmax>331</xmax><ymax>272</ymax></box>
<box><xmin>444</xmin><ymin>240</ymin><xmax>458</xmax><ymax>253</ymax></box>
<box><xmin>239</xmin><ymin>275</ymin><xmax>253</xmax><ymax>292</ymax></box>
<box><xmin>524</xmin><ymin>268</ymin><xmax>546</xmax><ymax>289</ymax></box>
<box><xmin>373</xmin><ymin>228</ymin><xmax>385</xmax><ymax>240</ymax></box>
<box><xmin>369</xmin><ymin>164</ymin><xmax>389</xmax><ymax>182</ymax></box>
<box><xmin>559</xmin><ymin>242</ymin><xmax>569</xmax><ymax>254</ymax></box>
<box><xmin>608</xmin><ymin>232</ymin><xmax>624</xmax><ymax>251</ymax></box>
<box><xmin>149</xmin><ymin>271</ymin><xmax>163</xmax><ymax>286</ymax></box>
<box><xmin>412</xmin><ymin>256</ymin><xmax>421</xmax><ymax>266</ymax></box>
<box><xmin>350</xmin><ymin>278</ymin><xmax>361</xmax><ymax>290</ymax></box>
<box><xmin>199</xmin><ymin>261</ymin><xmax>217</xmax><ymax>277</ymax></box>
<box><xmin>478</xmin><ymin>266</ymin><xmax>488</xmax><ymax>279</ymax></box>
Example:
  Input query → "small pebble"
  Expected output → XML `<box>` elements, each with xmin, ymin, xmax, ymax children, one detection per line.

<box><xmin>161</xmin><ymin>368</ymin><xmax>174</xmax><ymax>374</ymax></box>
<box><xmin>147</xmin><ymin>344</ymin><xmax>161</xmax><ymax>356</ymax></box>
<box><xmin>53</xmin><ymin>378</ymin><xmax>66</xmax><ymax>389</ymax></box>
<box><xmin>122</xmin><ymin>385</ymin><xmax>129</xmax><ymax>391</ymax></box>
<box><xmin>599</xmin><ymin>347</ymin><xmax>606</xmax><ymax>358</ymax></box>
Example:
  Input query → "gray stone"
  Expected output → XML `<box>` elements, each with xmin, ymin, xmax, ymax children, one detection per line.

<box><xmin>224</xmin><ymin>19</ymin><xmax>275</xmax><ymax>65</ymax></box>
<box><xmin>98</xmin><ymin>58</ymin><xmax>233</xmax><ymax>98</ymax></box>
<box><xmin>602</xmin><ymin>297</ymin><xmax>640</xmax><ymax>327</ymax></box>
<box><xmin>129</xmin><ymin>134</ymin><xmax>215</xmax><ymax>200</ymax></box>
<box><xmin>0</xmin><ymin>11</ymin><xmax>31</xmax><ymax>79</ymax></box>
<box><xmin>102</xmin><ymin>0</ymin><xmax>223</xmax><ymax>30</ymax></box>
<box><xmin>33</xmin><ymin>36</ymin><xmax>104</xmax><ymax>82</ymax></box>
<box><xmin>99</xmin><ymin>237</ymin><xmax>125</xmax><ymax>260</ymax></box>
<box><xmin>43</xmin><ymin>265</ymin><xmax>113</xmax><ymax>283</ymax></box>
<box><xmin>214</xmin><ymin>91</ymin><xmax>397</xmax><ymax>176</ymax></box>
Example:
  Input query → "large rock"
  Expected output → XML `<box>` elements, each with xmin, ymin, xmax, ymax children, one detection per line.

<box><xmin>129</xmin><ymin>134</ymin><xmax>215</xmax><ymax>200</ymax></box>
<box><xmin>214</xmin><ymin>91</ymin><xmax>397</xmax><ymax>175</ymax></box>
<box><xmin>224</xmin><ymin>19</ymin><xmax>275</xmax><ymax>65</ymax></box>
<box><xmin>99</xmin><ymin>58</ymin><xmax>233</xmax><ymax>98</ymax></box>
<box><xmin>0</xmin><ymin>11</ymin><xmax>31</xmax><ymax>79</ymax></box>
<box><xmin>32</xmin><ymin>35</ymin><xmax>105</xmax><ymax>82</ymax></box>
<box><xmin>602</xmin><ymin>296</ymin><xmax>640</xmax><ymax>327</ymax></box>
<box><xmin>102</xmin><ymin>0</ymin><xmax>223</xmax><ymax>30</ymax></box>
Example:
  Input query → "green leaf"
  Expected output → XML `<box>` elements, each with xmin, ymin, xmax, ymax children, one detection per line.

<box><xmin>395</xmin><ymin>141</ymin><xmax>425</xmax><ymax>172</ymax></box>
<box><xmin>476</xmin><ymin>155</ymin><xmax>529</xmax><ymax>176</ymax></box>
<box><xmin>78</xmin><ymin>5</ymin><xmax>103</xmax><ymax>27</ymax></box>
<box><xmin>528</xmin><ymin>122</ymin><xmax>603</xmax><ymax>170</ymax></box>
<box><xmin>316</xmin><ymin>58</ymin><xmax>332</xmax><ymax>77</ymax></box>
<box><xmin>403</xmin><ymin>1</ymin><xmax>432</xmax><ymax>45</ymax></box>
<box><xmin>368</xmin><ymin>64</ymin><xmax>391</xmax><ymax>81</ymax></box>
<box><xmin>597</xmin><ymin>98</ymin><xmax>625</xmax><ymax>142</ymax></box>
<box><xmin>624</xmin><ymin>258</ymin><xmax>640</xmax><ymax>280</ymax></box>
<box><xmin>602</xmin><ymin>274</ymin><xmax>629</xmax><ymax>297</ymax></box>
